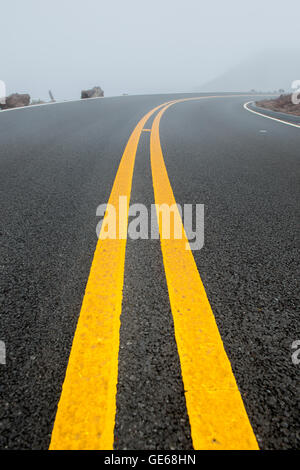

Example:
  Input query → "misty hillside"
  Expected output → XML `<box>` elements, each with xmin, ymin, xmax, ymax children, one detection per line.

<box><xmin>199</xmin><ymin>50</ymin><xmax>300</xmax><ymax>92</ymax></box>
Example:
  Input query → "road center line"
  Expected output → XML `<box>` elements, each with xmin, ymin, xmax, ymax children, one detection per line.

<box><xmin>150</xmin><ymin>100</ymin><xmax>259</xmax><ymax>450</ymax></box>
<box><xmin>49</xmin><ymin>100</ymin><xmax>174</xmax><ymax>450</ymax></box>
<box><xmin>50</xmin><ymin>94</ymin><xmax>261</xmax><ymax>450</ymax></box>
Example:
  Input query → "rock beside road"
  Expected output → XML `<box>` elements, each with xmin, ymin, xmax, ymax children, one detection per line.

<box><xmin>256</xmin><ymin>94</ymin><xmax>300</xmax><ymax>116</ymax></box>
<box><xmin>0</xmin><ymin>93</ymin><xmax>31</xmax><ymax>110</ymax></box>
<box><xmin>81</xmin><ymin>86</ymin><xmax>104</xmax><ymax>99</ymax></box>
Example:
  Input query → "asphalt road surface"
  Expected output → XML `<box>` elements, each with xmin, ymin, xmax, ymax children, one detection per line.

<box><xmin>0</xmin><ymin>94</ymin><xmax>299</xmax><ymax>450</ymax></box>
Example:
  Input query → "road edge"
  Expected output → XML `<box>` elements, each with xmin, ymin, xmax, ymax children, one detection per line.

<box><xmin>244</xmin><ymin>101</ymin><xmax>300</xmax><ymax>129</ymax></box>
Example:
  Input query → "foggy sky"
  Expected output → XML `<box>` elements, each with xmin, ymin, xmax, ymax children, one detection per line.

<box><xmin>1</xmin><ymin>0</ymin><xmax>299</xmax><ymax>100</ymax></box>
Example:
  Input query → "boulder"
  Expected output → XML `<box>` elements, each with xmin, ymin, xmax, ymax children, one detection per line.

<box><xmin>81</xmin><ymin>86</ymin><xmax>104</xmax><ymax>99</ymax></box>
<box><xmin>0</xmin><ymin>93</ymin><xmax>30</xmax><ymax>110</ymax></box>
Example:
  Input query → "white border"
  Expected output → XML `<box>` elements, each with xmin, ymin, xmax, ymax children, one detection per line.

<box><xmin>244</xmin><ymin>101</ymin><xmax>300</xmax><ymax>129</ymax></box>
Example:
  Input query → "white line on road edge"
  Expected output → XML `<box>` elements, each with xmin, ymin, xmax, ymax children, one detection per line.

<box><xmin>244</xmin><ymin>101</ymin><xmax>300</xmax><ymax>129</ymax></box>
<box><xmin>0</xmin><ymin>96</ymin><xmax>105</xmax><ymax>114</ymax></box>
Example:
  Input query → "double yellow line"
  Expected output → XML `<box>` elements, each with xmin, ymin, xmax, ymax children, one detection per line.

<box><xmin>50</xmin><ymin>97</ymin><xmax>259</xmax><ymax>450</ymax></box>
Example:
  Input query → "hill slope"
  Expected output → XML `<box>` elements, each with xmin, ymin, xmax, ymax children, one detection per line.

<box><xmin>199</xmin><ymin>50</ymin><xmax>300</xmax><ymax>92</ymax></box>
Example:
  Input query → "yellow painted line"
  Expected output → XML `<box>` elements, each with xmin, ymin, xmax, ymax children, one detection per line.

<box><xmin>49</xmin><ymin>100</ymin><xmax>174</xmax><ymax>450</ymax></box>
<box><xmin>150</xmin><ymin>99</ymin><xmax>259</xmax><ymax>450</ymax></box>
<box><xmin>142</xmin><ymin>128</ymin><xmax>151</xmax><ymax>132</ymax></box>
<box><xmin>50</xmin><ymin>94</ymin><xmax>260</xmax><ymax>450</ymax></box>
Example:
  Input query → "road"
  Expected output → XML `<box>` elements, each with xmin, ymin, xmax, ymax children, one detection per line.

<box><xmin>0</xmin><ymin>94</ymin><xmax>299</xmax><ymax>450</ymax></box>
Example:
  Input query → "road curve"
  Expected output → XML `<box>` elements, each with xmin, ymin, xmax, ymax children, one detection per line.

<box><xmin>0</xmin><ymin>94</ymin><xmax>299</xmax><ymax>450</ymax></box>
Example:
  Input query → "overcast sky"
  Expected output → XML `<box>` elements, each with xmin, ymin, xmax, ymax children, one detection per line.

<box><xmin>1</xmin><ymin>0</ymin><xmax>299</xmax><ymax>100</ymax></box>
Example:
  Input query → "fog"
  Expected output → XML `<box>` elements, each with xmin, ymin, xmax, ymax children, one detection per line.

<box><xmin>1</xmin><ymin>0</ymin><xmax>299</xmax><ymax>100</ymax></box>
